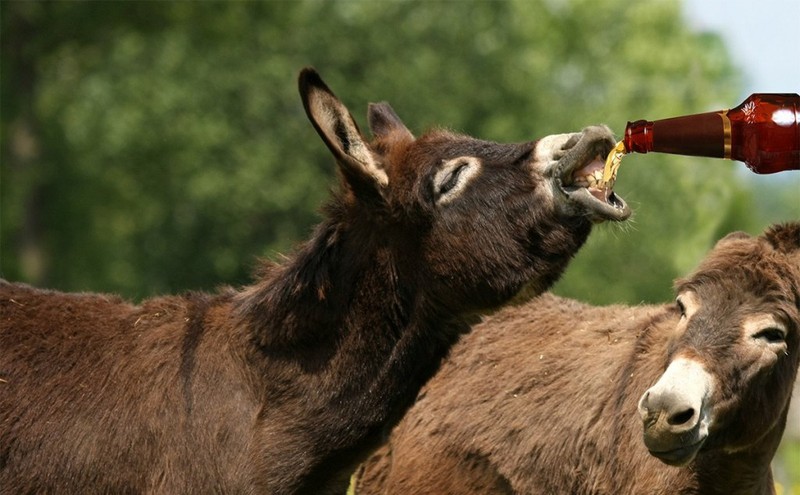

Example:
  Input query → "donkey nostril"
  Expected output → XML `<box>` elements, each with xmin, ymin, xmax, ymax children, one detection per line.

<box><xmin>668</xmin><ymin>408</ymin><xmax>695</xmax><ymax>426</ymax></box>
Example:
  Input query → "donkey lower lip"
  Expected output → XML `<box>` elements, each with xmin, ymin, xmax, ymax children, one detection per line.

<box><xmin>647</xmin><ymin>437</ymin><xmax>706</xmax><ymax>467</ymax></box>
<box><xmin>563</xmin><ymin>185</ymin><xmax>630</xmax><ymax>222</ymax></box>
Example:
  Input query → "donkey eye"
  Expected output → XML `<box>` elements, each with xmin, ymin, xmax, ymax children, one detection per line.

<box><xmin>675</xmin><ymin>297</ymin><xmax>686</xmax><ymax>318</ymax></box>
<box><xmin>752</xmin><ymin>327</ymin><xmax>786</xmax><ymax>344</ymax></box>
<box><xmin>438</xmin><ymin>163</ymin><xmax>467</xmax><ymax>196</ymax></box>
<box><xmin>433</xmin><ymin>157</ymin><xmax>481</xmax><ymax>204</ymax></box>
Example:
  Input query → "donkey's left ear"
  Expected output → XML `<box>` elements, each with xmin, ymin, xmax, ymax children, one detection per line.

<box><xmin>763</xmin><ymin>222</ymin><xmax>800</xmax><ymax>254</ymax></box>
<box><xmin>299</xmin><ymin>68</ymin><xmax>388</xmax><ymax>193</ymax></box>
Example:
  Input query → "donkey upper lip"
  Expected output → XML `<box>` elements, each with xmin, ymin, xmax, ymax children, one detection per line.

<box><xmin>558</xmin><ymin>140</ymin><xmax>614</xmax><ymax>179</ymax></box>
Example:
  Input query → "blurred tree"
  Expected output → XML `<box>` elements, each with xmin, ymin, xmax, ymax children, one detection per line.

<box><xmin>1</xmin><ymin>0</ymin><xmax>793</xmax><ymax>303</ymax></box>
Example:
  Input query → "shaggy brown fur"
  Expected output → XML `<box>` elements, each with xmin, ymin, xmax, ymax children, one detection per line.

<box><xmin>356</xmin><ymin>223</ymin><xmax>800</xmax><ymax>495</ymax></box>
<box><xmin>0</xmin><ymin>69</ymin><xmax>629</xmax><ymax>494</ymax></box>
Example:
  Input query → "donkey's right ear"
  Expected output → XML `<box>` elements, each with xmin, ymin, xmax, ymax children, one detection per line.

<box><xmin>763</xmin><ymin>222</ymin><xmax>800</xmax><ymax>254</ymax></box>
<box><xmin>368</xmin><ymin>102</ymin><xmax>413</xmax><ymax>141</ymax></box>
<box><xmin>299</xmin><ymin>68</ymin><xmax>389</xmax><ymax>192</ymax></box>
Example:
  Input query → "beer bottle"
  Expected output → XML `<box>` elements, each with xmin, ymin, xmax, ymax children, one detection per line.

<box><xmin>623</xmin><ymin>93</ymin><xmax>799</xmax><ymax>174</ymax></box>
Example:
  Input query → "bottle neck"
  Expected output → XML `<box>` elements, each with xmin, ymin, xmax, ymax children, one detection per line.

<box><xmin>623</xmin><ymin>120</ymin><xmax>653</xmax><ymax>154</ymax></box>
<box><xmin>624</xmin><ymin>112</ymin><xmax>728</xmax><ymax>159</ymax></box>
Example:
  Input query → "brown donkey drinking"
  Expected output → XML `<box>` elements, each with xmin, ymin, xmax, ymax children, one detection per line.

<box><xmin>356</xmin><ymin>223</ymin><xmax>800</xmax><ymax>495</ymax></box>
<box><xmin>0</xmin><ymin>69</ymin><xmax>630</xmax><ymax>494</ymax></box>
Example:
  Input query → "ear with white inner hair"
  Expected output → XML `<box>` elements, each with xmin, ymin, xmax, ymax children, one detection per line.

<box><xmin>298</xmin><ymin>68</ymin><xmax>389</xmax><ymax>191</ymax></box>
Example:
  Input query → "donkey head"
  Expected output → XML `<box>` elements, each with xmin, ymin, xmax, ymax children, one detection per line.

<box><xmin>299</xmin><ymin>68</ymin><xmax>630</xmax><ymax>314</ymax></box>
<box><xmin>638</xmin><ymin>222</ymin><xmax>800</xmax><ymax>466</ymax></box>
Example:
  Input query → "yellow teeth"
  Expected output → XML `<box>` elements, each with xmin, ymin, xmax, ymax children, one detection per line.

<box><xmin>571</xmin><ymin>169</ymin><xmax>604</xmax><ymax>188</ymax></box>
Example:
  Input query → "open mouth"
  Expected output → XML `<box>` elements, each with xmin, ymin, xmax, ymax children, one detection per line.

<box><xmin>555</xmin><ymin>126</ymin><xmax>631</xmax><ymax>222</ymax></box>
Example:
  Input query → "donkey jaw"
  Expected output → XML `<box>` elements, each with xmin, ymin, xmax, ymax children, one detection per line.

<box><xmin>553</xmin><ymin>126</ymin><xmax>631</xmax><ymax>222</ymax></box>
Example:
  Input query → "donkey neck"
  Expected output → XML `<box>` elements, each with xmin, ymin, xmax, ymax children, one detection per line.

<box><xmin>237</xmin><ymin>210</ymin><xmax>466</xmax><ymax>414</ymax></box>
<box><xmin>237</xmin><ymin>214</ymin><xmax>469</xmax><ymax>492</ymax></box>
<box><xmin>692</xmin><ymin>417</ymin><xmax>786</xmax><ymax>495</ymax></box>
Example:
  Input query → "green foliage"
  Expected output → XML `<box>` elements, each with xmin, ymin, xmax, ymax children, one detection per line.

<box><xmin>775</xmin><ymin>440</ymin><xmax>800</xmax><ymax>494</ymax></box>
<box><xmin>1</xmin><ymin>0</ymin><xmax>795</xmax><ymax>305</ymax></box>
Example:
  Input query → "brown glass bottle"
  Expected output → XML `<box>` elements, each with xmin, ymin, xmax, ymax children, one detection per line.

<box><xmin>623</xmin><ymin>93</ymin><xmax>800</xmax><ymax>174</ymax></box>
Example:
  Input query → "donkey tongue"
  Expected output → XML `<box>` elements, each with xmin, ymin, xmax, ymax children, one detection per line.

<box><xmin>571</xmin><ymin>156</ymin><xmax>611</xmax><ymax>202</ymax></box>
<box><xmin>572</xmin><ymin>156</ymin><xmax>604</xmax><ymax>181</ymax></box>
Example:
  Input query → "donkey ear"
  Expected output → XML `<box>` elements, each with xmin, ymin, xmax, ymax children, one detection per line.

<box><xmin>713</xmin><ymin>230</ymin><xmax>751</xmax><ymax>249</ymax></box>
<box><xmin>368</xmin><ymin>102</ymin><xmax>414</xmax><ymax>141</ymax></box>
<box><xmin>298</xmin><ymin>68</ymin><xmax>388</xmax><ymax>190</ymax></box>
<box><xmin>763</xmin><ymin>222</ymin><xmax>800</xmax><ymax>254</ymax></box>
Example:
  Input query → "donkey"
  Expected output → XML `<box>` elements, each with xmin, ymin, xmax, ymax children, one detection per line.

<box><xmin>0</xmin><ymin>68</ymin><xmax>630</xmax><ymax>494</ymax></box>
<box><xmin>356</xmin><ymin>223</ymin><xmax>800</xmax><ymax>495</ymax></box>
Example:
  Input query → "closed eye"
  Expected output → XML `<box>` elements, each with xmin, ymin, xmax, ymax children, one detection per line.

<box><xmin>752</xmin><ymin>327</ymin><xmax>786</xmax><ymax>344</ymax></box>
<box><xmin>438</xmin><ymin>163</ymin><xmax>467</xmax><ymax>196</ymax></box>
<box><xmin>433</xmin><ymin>156</ymin><xmax>481</xmax><ymax>204</ymax></box>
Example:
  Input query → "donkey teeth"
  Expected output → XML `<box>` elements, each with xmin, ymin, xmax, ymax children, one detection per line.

<box><xmin>571</xmin><ymin>169</ymin><xmax>605</xmax><ymax>188</ymax></box>
<box><xmin>569</xmin><ymin>168</ymin><xmax>615</xmax><ymax>204</ymax></box>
